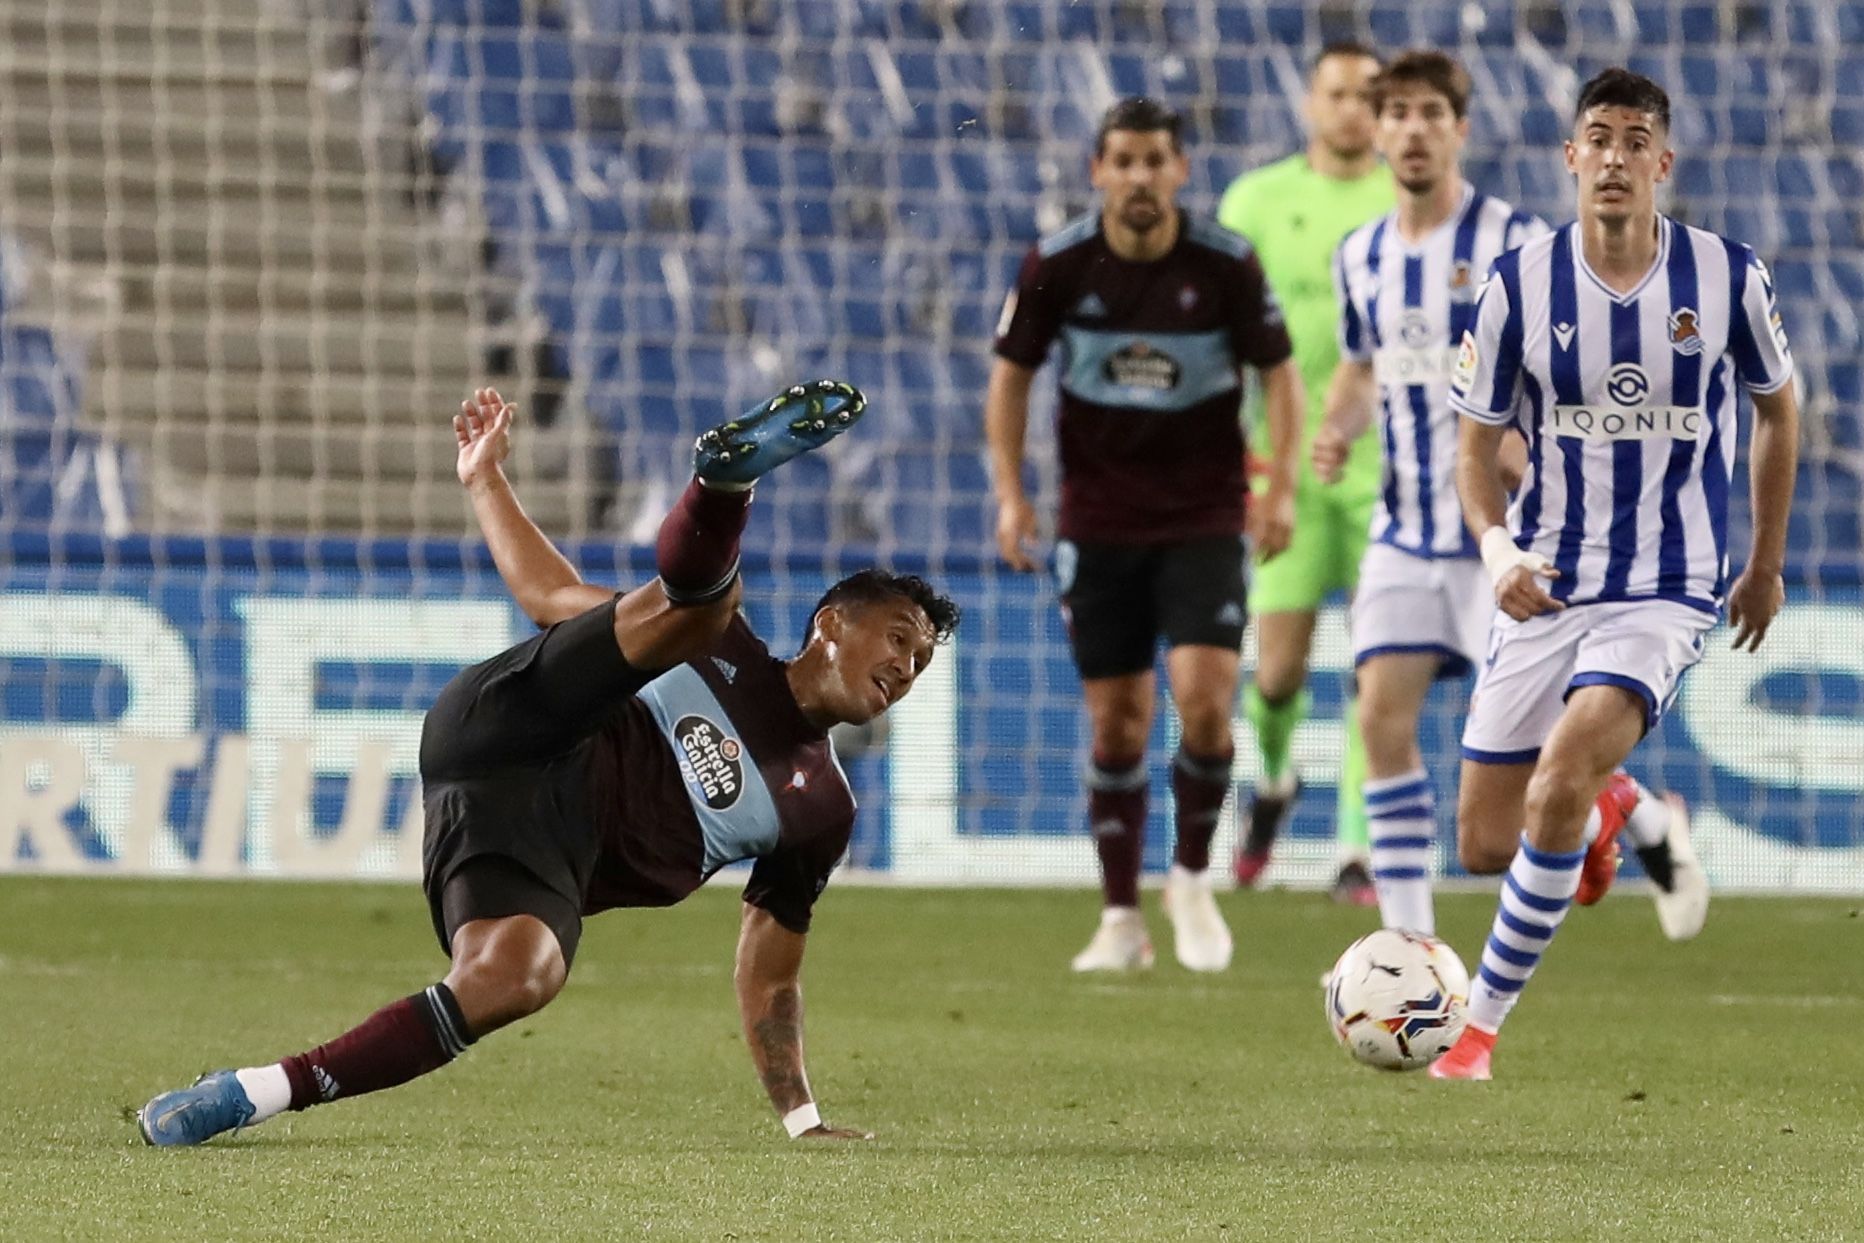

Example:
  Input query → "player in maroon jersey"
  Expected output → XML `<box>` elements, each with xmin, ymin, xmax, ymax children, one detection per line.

<box><xmin>986</xmin><ymin>97</ymin><xmax>1305</xmax><ymax>973</ymax></box>
<box><xmin>138</xmin><ymin>382</ymin><xmax>958</xmax><ymax>1146</ymax></box>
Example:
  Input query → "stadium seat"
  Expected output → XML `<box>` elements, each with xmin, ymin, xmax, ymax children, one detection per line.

<box><xmin>24</xmin><ymin>0</ymin><xmax>1855</xmax><ymax>574</ymax></box>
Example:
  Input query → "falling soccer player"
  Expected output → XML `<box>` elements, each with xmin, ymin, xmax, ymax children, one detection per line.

<box><xmin>137</xmin><ymin>380</ymin><xmax>959</xmax><ymax>1142</ymax></box>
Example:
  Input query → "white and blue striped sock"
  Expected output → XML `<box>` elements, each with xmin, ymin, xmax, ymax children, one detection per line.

<box><xmin>1467</xmin><ymin>835</ymin><xmax>1585</xmax><ymax>1034</ymax></box>
<box><xmin>1366</xmin><ymin>769</ymin><xmax>1436</xmax><ymax>934</ymax></box>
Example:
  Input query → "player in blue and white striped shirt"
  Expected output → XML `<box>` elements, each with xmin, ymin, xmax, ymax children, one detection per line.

<box><xmin>1431</xmin><ymin>69</ymin><xmax>1801</xmax><ymax>1080</ymax></box>
<box><xmin>1312</xmin><ymin>51</ymin><xmax>1547</xmax><ymax>938</ymax></box>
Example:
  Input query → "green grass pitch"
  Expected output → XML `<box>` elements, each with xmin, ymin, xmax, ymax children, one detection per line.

<box><xmin>2</xmin><ymin>876</ymin><xmax>1860</xmax><ymax>1241</ymax></box>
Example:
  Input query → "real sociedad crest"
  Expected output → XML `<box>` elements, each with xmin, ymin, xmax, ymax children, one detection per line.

<box><xmin>1669</xmin><ymin>307</ymin><xmax>1704</xmax><ymax>357</ymax></box>
<box><xmin>1449</xmin><ymin>260</ymin><xmax>1478</xmax><ymax>304</ymax></box>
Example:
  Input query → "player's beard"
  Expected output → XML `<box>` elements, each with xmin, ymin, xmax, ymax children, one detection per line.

<box><xmin>1325</xmin><ymin>135</ymin><xmax>1374</xmax><ymax>165</ymax></box>
<box><xmin>1394</xmin><ymin>147</ymin><xmax>1438</xmax><ymax>194</ymax></box>
<box><xmin>1120</xmin><ymin>194</ymin><xmax>1164</xmax><ymax>232</ymax></box>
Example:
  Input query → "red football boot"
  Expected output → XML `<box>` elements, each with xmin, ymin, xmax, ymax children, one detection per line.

<box><xmin>1576</xmin><ymin>771</ymin><xmax>1639</xmax><ymax>906</ymax></box>
<box><xmin>1429</xmin><ymin>1026</ymin><xmax>1497</xmax><ymax>1081</ymax></box>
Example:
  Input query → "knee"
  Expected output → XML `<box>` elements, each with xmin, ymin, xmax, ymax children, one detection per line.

<box><xmin>1177</xmin><ymin>702</ymin><xmax>1235</xmax><ymax>756</ymax></box>
<box><xmin>631</xmin><ymin>581</ymin><xmax>740</xmax><ymax>668</ymax></box>
<box><xmin>1254</xmin><ymin>665</ymin><xmax>1305</xmax><ymax>704</ymax></box>
<box><xmin>1456</xmin><ymin>831</ymin><xmax>1516</xmax><ymax>876</ymax></box>
<box><xmin>450</xmin><ymin>947</ymin><xmax>565</xmax><ymax>1032</ymax></box>
<box><xmin>1523</xmin><ymin>762</ymin><xmax>1595</xmax><ymax>837</ymax></box>
<box><xmin>1091</xmin><ymin>715</ymin><xmax>1150</xmax><ymax>761</ymax></box>
<box><xmin>1355</xmin><ymin>698</ymin><xmax>1411</xmax><ymax>770</ymax></box>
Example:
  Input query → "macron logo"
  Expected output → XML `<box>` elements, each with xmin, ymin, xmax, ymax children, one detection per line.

<box><xmin>1074</xmin><ymin>292</ymin><xmax>1108</xmax><ymax>319</ymax></box>
<box><xmin>1553</xmin><ymin>322</ymin><xmax>1577</xmax><ymax>351</ymax></box>
<box><xmin>712</xmin><ymin>658</ymin><xmax>737</xmax><ymax>683</ymax></box>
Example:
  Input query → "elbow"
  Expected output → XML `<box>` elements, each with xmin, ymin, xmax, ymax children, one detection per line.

<box><xmin>518</xmin><ymin>595</ymin><xmax>560</xmax><ymax>630</ymax></box>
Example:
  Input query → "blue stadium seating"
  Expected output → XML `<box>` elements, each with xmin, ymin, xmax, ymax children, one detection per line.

<box><xmin>0</xmin><ymin>260</ymin><xmax>116</xmax><ymax>532</ymax></box>
<box><xmin>346</xmin><ymin>0</ymin><xmax>1863</xmax><ymax>567</ymax></box>
<box><xmin>6</xmin><ymin>0</ymin><xmax>1860</xmax><ymax>576</ymax></box>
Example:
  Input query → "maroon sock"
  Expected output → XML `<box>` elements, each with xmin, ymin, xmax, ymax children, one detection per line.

<box><xmin>1171</xmin><ymin>746</ymin><xmax>1234</xmax><ymax>872</ymax></box>
<box><xmin>656</xmin><ymin>477</ymin><xmax>753</xmax><ymax>604</ymax></box>
<box><xmin>280</xmin><ymin>984</ymin><xmax>475</xmax><ymax>1110</ymax></box>
<box><xmin>1088</xmin><ymin>753</ymin><xmax>1148</xmax><ymax>908</ymax></box>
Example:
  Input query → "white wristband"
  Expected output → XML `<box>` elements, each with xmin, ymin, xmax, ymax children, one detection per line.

<box><xmin>1479</xmin><ymin>525</ymin><xmax>1550</xmax><ymax>585</ymax></box>
<box><xmin>782</xmin><ymin>1103</ymin><xmax>821</xmax><ymax>1138</ymax></box>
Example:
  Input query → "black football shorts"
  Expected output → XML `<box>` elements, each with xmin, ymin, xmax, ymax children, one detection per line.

<box><xmin>418</xmin><ymin>595</ymin><xmax>650</xmax><ymax>969</ymax></box>
<box><xmin>1055</xmin><ymin>534</ymin><xmax>1249</xmax><ymax>680</ymax></box>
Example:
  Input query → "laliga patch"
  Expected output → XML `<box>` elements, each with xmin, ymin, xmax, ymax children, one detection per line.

<box><xmin>1451</xmin><ymin>332</ymin><xmax>1479</xmax><ymax>394</ymax></box>
<box><xmin>674</xmin><ymin>714</ymin><xmax>744</xmax><ymax>810</ymax></box>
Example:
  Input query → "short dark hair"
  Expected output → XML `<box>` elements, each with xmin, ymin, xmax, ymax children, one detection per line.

<box><xmin>1573</xmin><ymin>67</ymin><xmax>1671</xmax><ymax>131</ymax></box>
<box><xmin>1095</xmin><ymin>96</ymin><xmax>1182</xmax><ymax>157</ymax></box>
<box><xmin>1311</xmin><ymin>40</ymin><xmax>1383</xmax><ymax>77</ymax></box>
<box><xmin>810</xmin><ymin>569</ymin><xmax>960</xmax><ymax>644</ymax></box>
<box><xmin>1371</xmin><ymin>49</ymin><xmax>1471</xmax><ymax>119</ymax></box>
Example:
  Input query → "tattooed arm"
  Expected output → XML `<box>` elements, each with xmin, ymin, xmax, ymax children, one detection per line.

<box><xmin>733</xmin><ymin>903</ymin><xmax>872</xmax><ymax>1140</ymax></box>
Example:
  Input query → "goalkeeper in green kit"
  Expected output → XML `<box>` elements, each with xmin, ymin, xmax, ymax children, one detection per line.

<box><xmin>1218</xmin><ymin>42</ymin><xmax>1394</xmax><ymax>902</ymax></box>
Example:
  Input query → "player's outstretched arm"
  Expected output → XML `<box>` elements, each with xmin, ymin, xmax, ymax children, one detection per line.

<box><xmin>733</xmin><ymin>904</ymin><xmax>872</xmax><ymax>1141</ymax></box>
<box><xmin>1312</xmin><ymin>359</ymin><xmax>1376</xmax><ymax>483</ymax></box>
<box><xmin>1248</xmin><ymin>357</ymin><xmax>1304</xmax><ymax>560</ymax></box>
<box><xmin>985</xmin><ymin>358</ymin><xmax>1041</xmax><ymax>572</ymax></box>
<box><xmin>1727</xmin><ymin>383</ymin><xmax>1800</xmax><ymax>652</ymax></box>
<box><xmin>455</xmin><ymin>387</ymin><xmax>614</xmax><ymax>627</ymax></box>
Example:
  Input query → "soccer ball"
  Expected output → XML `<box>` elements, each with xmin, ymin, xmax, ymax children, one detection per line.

<box><xmin>1324</xmin><ymin>928</ymin><xmax>1471</xmax><ymax>1071</ymax></box>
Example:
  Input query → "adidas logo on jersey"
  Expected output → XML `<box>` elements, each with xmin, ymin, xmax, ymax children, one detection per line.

<box><xmin>313</xmin><ymin>1065</ymin><xmax>339</xmax><ymax>1102</ymax></box>
<box><xmin>1215</xmin><ymin>601</ymin><xmax>1244</xmax><ymax>627</ymax></box>
<box><xmin>712</xmin><ymin>657</ymin><xmax>737</xmax><ymax>683</ymax></box>
<box><xmin>1073</xmin><ymin>292</ymin><xmax>1108</xmax><ymax>319</ymax></box>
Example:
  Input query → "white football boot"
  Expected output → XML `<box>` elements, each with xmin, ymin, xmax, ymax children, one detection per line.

<box><xmin>1162</xmin><ymin>864</ymin><xmax>1234</xmax><ymax>972</ymax></box>
<box><xmin>1653</xmin><ymin>793</ymin><xmax>1709</xmax><ymax>941</ymax></box>
<box><xmin>1070</xmin><ymin>907</ymin><xmax>1155</xmax><ymax>972</ymax></box>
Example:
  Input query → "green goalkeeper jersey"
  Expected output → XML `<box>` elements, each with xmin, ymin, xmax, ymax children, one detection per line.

<box><xmin>1217</xmin><ymin>154</ymin><xmax>1395</xmax><ymax>498</ymax></box>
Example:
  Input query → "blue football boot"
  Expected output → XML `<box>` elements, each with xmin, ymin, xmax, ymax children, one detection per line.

<box><xmin>693</xmin><ymin>379</ymin><xmax>867</xmax><ymax>486</ymax></box>
<box><xmin>137</xmin><ymin>1070</ymin><xmax>257</xmax><ymax>1147</ymax></box>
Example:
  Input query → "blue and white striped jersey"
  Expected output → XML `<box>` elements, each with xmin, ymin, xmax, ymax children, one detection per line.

<box><xmin>1449</xmin><ymin>217</ymin><xmax>1793</xmax><ymax>614</ymax></box>
<box><xmin>1337</xmin><ymin>187</ymin><xmax>1548</xmax><ymax>558</ymax></box>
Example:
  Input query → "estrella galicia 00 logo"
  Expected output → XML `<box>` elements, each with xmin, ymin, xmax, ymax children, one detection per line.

<box><xmin>1102</xmin><ymin>340</ymin><xmax>1181</xmax><ymax>391</ymax></box>
<box><xmin>674</xmin><ymin>715</ymin><xmax>744</xmax><ymax>810</ymax></box>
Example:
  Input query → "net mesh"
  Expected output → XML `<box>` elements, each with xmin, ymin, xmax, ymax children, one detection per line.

<box><xmin>1</xmin><ymin>0</ymin><xmax>1860</xmax><ymax>889</ymax></box>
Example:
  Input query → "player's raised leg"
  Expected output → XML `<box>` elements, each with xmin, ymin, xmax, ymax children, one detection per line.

<box><xmin>1573</xmin><ymin>769</ymin><xmax>1708</xmax><ymax>940</ymax></box>
<box><xmin>1632</xmin><ymin>791</ymin><xmax>1710</xmax><ymax>941</ymax></box>
<box><xmin>1162</xmin><ymin>643</ymin><xmax>1240</xmax><ymax>972</ymax></box>
<box><xmin>1433</xmin><ymin>686</ymin><xmax>1646</xmax><ymax>1080</ymax></box>
<box><xmin>1355</xmin><ymin>652</ymin><xmax>1442</xmax><ymax>934</ymax></box>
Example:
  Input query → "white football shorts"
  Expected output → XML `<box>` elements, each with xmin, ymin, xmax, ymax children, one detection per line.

<box><xmin>1461</xmin><ymin>598</ymin><xmax>1716</xmax><ymax>763</ymax></box>
<box><xmin>1351</xmin><ymin>543</ymin><xmax>1495</xmax><ymax>680</ymax></box>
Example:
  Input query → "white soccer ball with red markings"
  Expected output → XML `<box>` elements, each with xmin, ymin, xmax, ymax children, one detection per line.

<box><xmin>1325</xmin><ymin>928</ymin><xmax>1470</xmax><ymax>1071</ymax></box>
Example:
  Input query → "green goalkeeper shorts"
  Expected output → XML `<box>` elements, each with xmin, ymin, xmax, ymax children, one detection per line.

<box><xmin>1250</xmin><ymin>476</ymin><xmax>1377</xmax><ymax>615</ymax></box>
